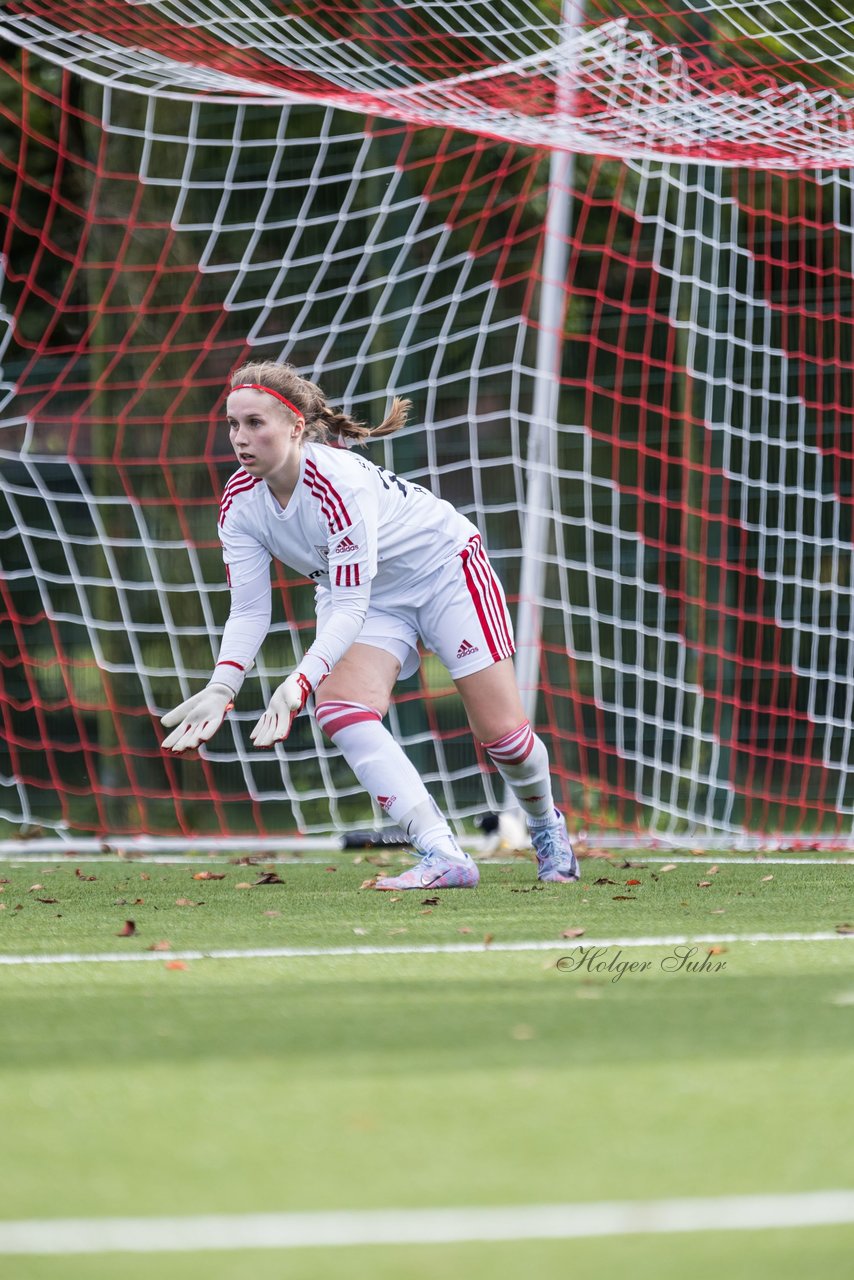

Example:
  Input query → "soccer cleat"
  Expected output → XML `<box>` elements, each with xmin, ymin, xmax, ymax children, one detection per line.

<box><xmin>531</xmin><ymin>811</ymin><xmax>580</xmax><ymax>883</ymax></box>
<box><xmin>374</xmin><ymin>851</ymin><xmax>480</xmax><ymax>890</ymax></box>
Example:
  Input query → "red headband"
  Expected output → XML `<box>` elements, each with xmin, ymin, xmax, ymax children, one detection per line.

<box><xmin>230</xmin><ymin>383</ymin><xmax>303</xmax><ymax>420</ymax></box>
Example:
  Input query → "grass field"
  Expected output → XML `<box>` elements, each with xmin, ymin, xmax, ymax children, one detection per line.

<box><xmin>2</xmin><ymin>846</ymin><xmax>854</xmax><ymax>1278</ymax></box>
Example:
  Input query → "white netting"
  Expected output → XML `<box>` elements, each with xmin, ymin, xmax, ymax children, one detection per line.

<box><xmin>1</xmin><ymin>2</ymin><xmax>853</xmax><ymax>845</ymax></box>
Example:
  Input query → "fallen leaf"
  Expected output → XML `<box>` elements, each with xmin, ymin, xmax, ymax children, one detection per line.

<box><xmin>146</xmin><ymin>940</ymin><xmax>172</xmax><ymax>952</ymax></box>
<box><xmin>709</xmin><ymin>908</ymin><xmax>726</xmax><ymax>914</ymax></box>
<box><xmin>561</xmin><ymin>926</ymin><xmax>586</xmax><ymax>939</ymax></box>
<box><xmin>353</xmin><ymin>927</ymin><xmax>367</xmax><ymax>935</ymax></box>
<box><xmin>165</xmin><ymin>960</ymin><xmax>188</xmax><ymax>971</ymax></box>
<box><xmin>707</xmin><ymin>945</ymin><xmax>727</xmax><ymax>955</ymax></box>
<box><xmin>360</xmin><ymin>877</ymin><xmax>379</xmax><ymax>890</ymax></box>
<box><xmin>193</xmin><ymin>871</ymin><xmax>226</xmax><ymax>881</ymax></box>
<box><xmin>235</xmin><ymin>882</ymin><xmax>253</xmax><ymax>890</ymax></box>
<box><xmin>263</xmin><ymin>910</ymin><xmax>281</xmax><ymax>918</ymax></box>
<box><xmin>175</xmin><ymin>898</ymin><xmax>203</xmax><ymax>907</ymax></box>
<box><xmin>660</xmin><ymin>864</ymin><xmax>678</xmax><ymax>873</ymax></box>
<box><xmin>612</xmin><ymin>895</ymin><xmax>636</xmax><ymax>901</ymax></box>
<box><xmin>35</xmin><ymin>897</ymin><xmax>59</xmax><ymax>904</ymax></box>
<box><xmin>75</xmin><ymin>869</ymin><xmax>97</xmax><ymax>881</ymax></box>
<box><xmin>625</xmin><ymin>879</ymin><xmax>642</xmax><ymax>886</ymax></box>
<box><xmin>140</xmin><ymin>873</ymin><xmax>150</xmax><ymax>881</ymax></box>
<box><xmin>324</xmin><ymin>866</ymin><xmax>338</xmax><ymax>873</ymax></box>
<box><xmin>27</xmin><ymin>884</ymin><xmax>44</xmax><ymax>893</ymax></box>
<box><xmin>421</xmin><ymin>897</ymin><xmax>440</xmax><ymax>906</ymax></box>
<box><xmin>697</xmin><ymin>881</ymin><xmax>713</xmax><ymax>888</ymax></box>
<box><xmin>116</xmin><ymin>920</ymin><xmax>136</xmax><ymax>936</ymax></box>
<box><xmin>458</xmin><ymin>927</ymin><xmax>472</xmax><ymax>934</ymax></box>
<box><xmin>254</xmin><ymin>872</ymin><xmax>284</xmax><ymax>885</ymax></box>
<box><xmin>483</xmin><ymin>933</ymin><xmax>495</xmax><ymax>946</ymax></box>
<box><xmin>420</xmin><ymin>908</ymin><xmax>433</xmax><ymax>915</ymax></box>
<box><xmin>594</xmin><ymin>877</ymin><xmax>617</xmax><ymax>886</ymax></box>
<box><xmin>836</xmin><ymin>923</ymin><xmax>854</xmax><ymax>935</ymax></box>
<box><xmin>761</xmin><ymin>875</ymin><xmax>774</xmax><ymax>882</ymax></box>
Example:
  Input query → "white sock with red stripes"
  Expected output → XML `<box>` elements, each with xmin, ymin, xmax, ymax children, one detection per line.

<box><xmin>482</xmin><ymin>721</ymin><xmax>555</xmax><ymax>820</ymax></box>
<box><xmin>314</xmin><ymin>701</ymin><xmax>465</xmax><ymax>859</ymax></box>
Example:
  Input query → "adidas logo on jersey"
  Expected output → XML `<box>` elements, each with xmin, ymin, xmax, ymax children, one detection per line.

<box><xmin>333</xmin><ymin>535</ymin><xmax>358</xmax><ymax>554</ymax></box>
<box><xmin>456</xmin><ymin>638</ymin><xmax>479</xmax><ymax>659</ymax></box>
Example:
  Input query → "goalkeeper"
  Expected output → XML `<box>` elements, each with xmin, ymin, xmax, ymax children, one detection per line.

<box><xmin>161</xmin><ymin>361</ymin><xmax>578</xmax><ymax>890</ymax></box>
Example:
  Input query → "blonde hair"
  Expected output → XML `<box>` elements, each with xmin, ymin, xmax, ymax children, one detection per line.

<box><xmin>229</xmin><ymin>361</ymin><xmax>410</xmax><ymax>446</ymax></box>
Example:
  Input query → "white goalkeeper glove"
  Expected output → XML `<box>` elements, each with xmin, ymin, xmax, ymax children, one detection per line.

<box><xmin>160</xmin><ymin>682</ymin><xmax>234</xmax><ymax>753</ymax></box>
<box><xmin>250</xmin><ymin>671</ymin><xmax>313</xmax><ymax>748</ymax></box>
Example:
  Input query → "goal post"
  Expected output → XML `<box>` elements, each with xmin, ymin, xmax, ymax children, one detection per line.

<box><xmin>1</xmin><ymin>1</ymin><xmax>853</xmax><ymax>849</ymax></box>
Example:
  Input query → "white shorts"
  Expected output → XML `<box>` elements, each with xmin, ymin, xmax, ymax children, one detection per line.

<box><xmin>316</xmin><ymin>533</ymin><xmax>515</xmax><ymax>681</ymax></box>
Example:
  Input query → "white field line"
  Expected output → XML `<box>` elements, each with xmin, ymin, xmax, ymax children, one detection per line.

<box><xmin>0</xmin><ymin>930</ymin><xmax>852</xmax><ymax>967</ymax></box>
<box><xmin>1</xmin><ymin>1191</ymin><xmax>854</xmax><ymax>1254</ymax></box>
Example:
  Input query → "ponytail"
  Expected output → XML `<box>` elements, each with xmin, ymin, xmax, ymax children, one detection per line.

<box><xmin>229</xmin><ymin>360</ymin><xmax>411</xmax><ymax>447</ymax></box>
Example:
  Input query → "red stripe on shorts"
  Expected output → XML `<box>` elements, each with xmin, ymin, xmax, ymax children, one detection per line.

<box><xmin>458</xmin><ymin>535</ymin><xmax>514</xmax><ymax>662</ymax></box>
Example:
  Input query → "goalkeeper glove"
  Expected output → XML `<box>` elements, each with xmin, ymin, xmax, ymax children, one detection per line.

<box><xmin>160</xmin><ymin>682</ymin><xmax>234</xmax><ymax>753</ymax></box>
<box><xmin>250</xmin><ymin>671</ymin><xmax>313</xmax><ymax>748</ymax></box>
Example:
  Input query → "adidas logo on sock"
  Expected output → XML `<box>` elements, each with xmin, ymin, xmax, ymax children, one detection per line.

<box><xmin>333</xmin><ymin>535</ymin><xmax>358</xmax><ymax>554</ymax></box>
<box><xmin>456</xmin><ymin>638</ymin><xmax>479</xmax><ymax>659</ymax></box>
<box><xmin>376</xmin><ymin>795</ymin><xmax>396</xmax><ymax>813</ymax></box>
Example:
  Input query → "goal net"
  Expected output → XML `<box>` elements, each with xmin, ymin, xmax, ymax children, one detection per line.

<box><xmin>1</xmin><ymin>1</ymin><xmax>853</xmax><ymax>848</ymax></box>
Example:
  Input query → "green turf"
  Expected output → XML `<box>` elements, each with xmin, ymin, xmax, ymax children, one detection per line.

<box><xmin>0</xmin><ymin>853</ymin><xmax>852</xmax><ymax>954</ymax></box>
<box><xmin>1</xmin><ymin>852</ymin><xmax>853</xmax><ymax>1278</ymax></box>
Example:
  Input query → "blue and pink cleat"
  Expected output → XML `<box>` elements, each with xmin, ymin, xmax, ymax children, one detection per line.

<box><xmin>374</xmin><ymin>850</ymin><xmax>480</xmax><ymax>890</ymax></box>
<box><xmin>531</xmin><ymin>811</ymin><xmax>580</xmax><ymax>883</ymax></box>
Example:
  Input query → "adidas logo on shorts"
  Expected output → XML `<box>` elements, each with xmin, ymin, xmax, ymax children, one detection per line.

<box><xmin>456</xmin><ymin>638</ymin><xmax>479</xmax><ymax>659</ymax></box>
<box><xmin>333</xmin><ymin>535</ymin><xmax>358</xmax><ymax>554</ymax></box>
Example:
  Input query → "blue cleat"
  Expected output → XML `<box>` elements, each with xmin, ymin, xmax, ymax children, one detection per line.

<box><xmin>531</xmin><ymin>811</ymin><xmax>580</xmax><ymax>883</ymax></box>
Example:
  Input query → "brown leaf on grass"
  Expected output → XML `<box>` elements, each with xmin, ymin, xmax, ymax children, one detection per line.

<box><xmin>254</xmin><ymin>872</ymin><xmax>284</xmax><ymax>885</ymax></box>
<box><xmin>660</xmin><ymin>863</ymin><xmax>678</xmax><ymax>873</ymax></box>
<box><xmin>707</xmin><ymin>865</ymin><xmax>720</xmax><ymax>875</ymax></box>
<box><xmin>75</xmin><ymin>869</ymin><xmax>97</xmax><ymax>881</ymax></box>
<box><xmin>35</xmin><ymin>897</ymin><xmax>59</xmax><ymax>904</ymax></box>
<box><xmin>612</xmin><ymin>895</ymin><xmax>636</xmax><ymax>901</ymax></box>
<box><xmin>561</xmin><ymin>926</ymin><xmax>586</xmax><ymax>939</ymax></box>
<box><xmin>761</xmin><ymin>875</ymin><xmax>774</xmax><ymax>882</ymax></box>
<box><xmin>594</xmin><ymin>877</ymin><xmax>617</xmax><ymax>886</ymax></box>
<box><xmin>625</xmin><ymin>879</ymin><xmax>642</xmax><ymax>886</ymax></box>
<box><xmin>697</xmin><ymin>881</ymin><xmax>713</xmax><ymax>888</ymax></box>
<box><xmin>165</xmin><ymin>960</ymin><xmax>188</xmax><ymax>971</ymax></box>
<box><xmin>116</xmin><ymin>920</ymin><xmax>136</xmax><ymax>936</ymax></box>
<box><xmin>483</xmin><ymin>933</ymin><xmax>495</xmax><ymax>946</ymax></box>
<box><xmin>0</xmin><ymin>876</ymin><xmax>9</xmax><ymax>884</ymax></box>
<box><xmin>234</xmin><ymin>882</ymin><xmax>253</xmax><ymax>890</ymax></box>
<box><xmin>27</xmin><ymin>884</ymin><xmax>44</xmax><ymax>893</ymax></box>
<box><xmin>324</xmin><ymin>866</ymin><xmax>338</xmax><ymax>873</ymax></box>
<box><xmin>835</xmin><ymin>923</ymin><xmax>854</xmax><ymax>935</ymax></box>
<box><xmin>175</xmin><ymin>898</ymin><xmax>203</xmax><ymax>907</ymax></box>
<box><xmin>140</xmin><ymin>872</ymin><xmax>150</xmax><ymax>881</ymax></box>
<box><xmin>458</xmin><ymin>927</ymin><xmax>472</xmax><ymax>934</ymax></box>
<box><xmin>193</xmin><ymin>871</ymin><xmax>226</xmax><ymax>881</ymax></box>
<box><xmin>709</xmin><ymin>908</ymin><xmax>726</xmax><ymax>914</ymax></box>
<box><xmin>146</xmin><ymin>940</ymin><xmax>172</xmax><ymax>952</ymax></box>
<box><xmin>421</xmin><ymin>897</ymin><xmax>440</xmax><ymax>906</ymax></box>
<box><xmin>419</xmin><ymin>908</ymin><xmax>433</xmax><ymax>915</ymax></box>
<box><xmin>360</xmin><ymin>877</ymin><xmax>379</xmax><ymax>890</ymax></box>
<box><xmin>707</xmin><ymin>945</ymin><xmax>727</xmax><ymax>955</ymax></box>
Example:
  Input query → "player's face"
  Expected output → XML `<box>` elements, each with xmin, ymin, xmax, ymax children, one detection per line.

<box><xmin>226</xmin><ymin>389</ymin><xmax>301</xmax><ymax>480</ymax></box>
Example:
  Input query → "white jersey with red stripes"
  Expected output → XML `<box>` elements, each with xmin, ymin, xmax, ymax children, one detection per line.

<box><xmin>218</xmin><ymin>441</ymin><xmax>477</xmax><ymax>601</ymax></box>
<box><xmin>213</xmin><ymin>442</ymin><xmax>513</xmax><ymax>686</ymax></box>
